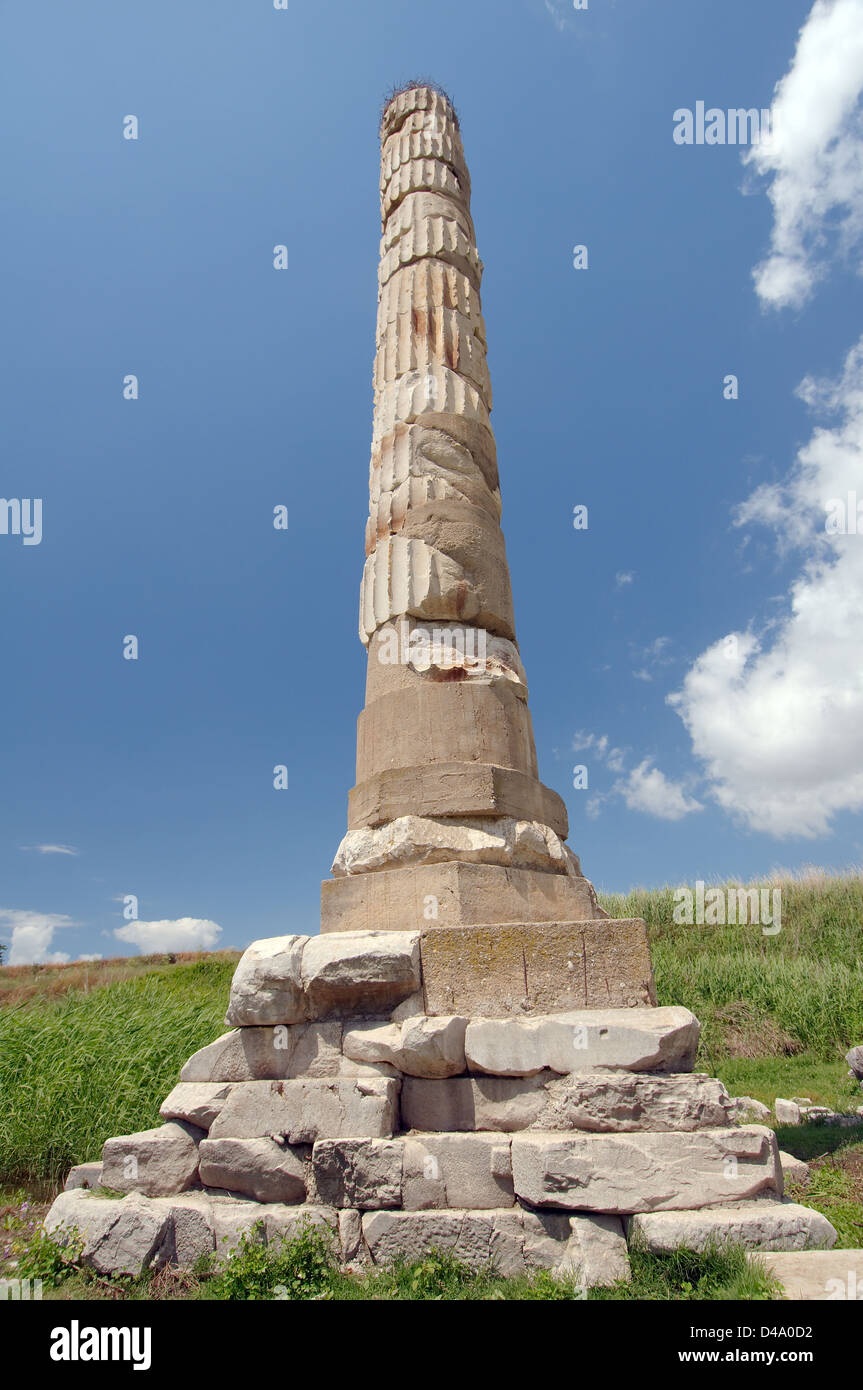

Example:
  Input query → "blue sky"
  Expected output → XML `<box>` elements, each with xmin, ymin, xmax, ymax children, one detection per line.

<box><xmin>3</xmin><ymin>0</ymin><xmax>863</xmax><ymax>964</ymax></box>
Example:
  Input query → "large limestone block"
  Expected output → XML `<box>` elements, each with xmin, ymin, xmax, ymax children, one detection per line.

<box><xmin>207</xmin><ymin>1078</ymin><xmax>400</xmax><ymax>1143</ymax></box>
<box><xmin>44</xmin><ymin>1191</ymin><xmax>170</xmax><ymax>1277</ymax></box>
<box><xmin>749</xmin><ymin>1250</ymin><xmax>863</xmax><ymax>1300</ymax></box>
<box><xmin>321</xmin><ymin>862</ymin><xmax>606</xmax><ymax>937</ymax></box>
<box><xmin>338</xmin><ymin>1208</ymin><xmax>368</xmax><ymax>1265</ymax></box>
<box><xmin>780</xmin><ymin>1150</ymin><xmax>811</xmax><ymax>1187</ymax></box>
<box><xmin>401</xmin><ymin>1133</ymin><xmax>514</xmax><ymax>1210</ymax></box>
<box><xmin>198</xmin><ymin>1136</ymin><xmax>307</xmax><ymax>1204</ymax></box>
<box><xmin>225</xmin><ymin>931</ymin><xmax>421</xmax><ymax>1026</ymax></box>
<box><xmin>355</xmin><ymin>682</ymin><xmax>538</xmax><ymax>782</ymax></box>
<box><xmin>559</xmin><ymin>1213</ymin><xmax>630</xmax><ymax>1287</ymax></box>
<box><xmin>371</xmin><ymin>367</ymin><xmax>490</xmax><ymax>454</ymax></box>
<box><xmin>361</xmin><ymin>1207</ymin><xmax>609</xmax><ymax>1279</ymax></box>
<box><xmin>381</xmin><ymin>158</ymin><xmax>467</xmax><ymax>222</ymax></box>
<box><xmin>730</xmin><ymin>1094</ymin><xmax>772</xmax><ymax>1123</ymax></box>
<box><xmin>312</xmin><ymin>1138</ymin><xmax>404</xmax><ymax>1209</ymax></box>
<box><xmin>630</xmin><ymin>1201</ymin><xmax>837</xmax><ymax>1254</ymax></box>
<box><xmin>300</xmin><ymin>930</ymin><xmax>420</xmax><ymax>1017</ymax></box>
<box><xmin>63</xmin><ymin>1162</ymin><xmax>102</xmax><ymax>1191</ymax></box>
<box><xmin>538</xmin><ymin>1070</ymin><xmax>734</xmax><ymax>1130</ymax></box>
<box><xmin>159</xmin><ymin>1082</ymin><xmax>234</xmax><ymax>1130</ymax></box>
<box><xmin>775</xmin><ymin>1098</ymin><xmax>802</xmax><ymax>1125</ymax></box>
<box><xmin>374</xmin><ymin>305</ymin><xmax>491</xmax><ymax>406</ymax></box>
<box><xmin>348</xmin><ymin>765</ymin><xmax>568</xmax><ymax>839</ymax></box>
<box><xmin>101</xmin><ymin>1121</ymin><xmax>203</xmax><ymax>1197</ymax></box>
<box><xmin>421</xmin><ymin>922</ymin><xmax>655</xmax><ymax>1017</ymax></box>
<box><xmin>225</xmin><ymin>935</ymin><xmax>306</xmax><ymax>1026</ymax></box>
<box><xmin>401</xmin><ymin>1073</ymin><xmax>553</xmax><ymax>1132</ymax></box>
<box><xmin>343</xmin><ymin>1015</ymin><xmax>467</xmax><ymax>1078</ymax></box>
<box><xmin>511</xmin><ymin>1126</ymin><xmax>782</xmax><ymax>1213</ymax></box>
<box><xmin>263</xmin><ymin>1204</ymin><xmax>338</xmax><ymax>1250</ymax></box>
<box><xmin>399</xmin><ymin>1071</ymin><xmax>730</xmax><ymax>1135</ymax></box>
<box><xmin>181</xmin><ymin>1023</ymin><xmax>395</xmax><ymax>1083</ymax></box>
<box><xmin>464</xmin><ymin>1007</ymin><xmax>698</xmax><ymax>1077</ymax></box>
<box><xmin>211</xmin><ymin>1197</ymin><xmax>270</xmax><ymax>1257</ymax></box>
<box><xmin>332</xmin><ymin>816</ymin><xmax>575</xmax><ymax>880</ymax></box>
<box><xmin>146</xmin><ymin>1193</ymin><xmax>216</xmax><ymax>1268</ymax></box>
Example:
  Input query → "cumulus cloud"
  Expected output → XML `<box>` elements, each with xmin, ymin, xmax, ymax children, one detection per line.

<box><xmin>745</xmin><ymin>0</ymin><xmax>863</xmax><ymax>309</ymax></box>
<box><xmin>615</xmin><ymin>571</ymin><xmax>634</xmax><ymax>589</ymax></box>
<box><xmin>0</xmin><ymin>909</ymin><xmax>77</xmax><ymax>965</ymax></box>
<box><xmin>77</xmin><ymin>953</ymin><xmax>103</xmax><ymax>963</ymax></box>
<box><xmin>669</xmin><ymin>338</ymin><xmax>863</xmax><ymax>836</ymax></box>
<box><xmin>619</xmin><ymin>761</ymin><xmax>704</xmax><ymax>821</ymax></box>
<box><xmin>570</xmin><ymin>733</ymin><xmax>699</xmax><ymax>820</ymax></box>
<box><xmin>20</xmin><ymin>844</ymin><xmax>78</xmax><ymax>856</ymax></box>
<box><xmin>113</xmin><ymin>918</ymin><xmax>223</xmax><ymax>953</ymax></box>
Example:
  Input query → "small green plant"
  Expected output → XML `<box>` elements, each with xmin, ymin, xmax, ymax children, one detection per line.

<box><xmin>17</xmin><ymin>1226</ymin><xmax>80</xmax><ymax>1288</ymax></box>
<box><xmin>207</xmin><ymin>1222</ymin><xmax>340</xmax><ymax>1301</ymax></box>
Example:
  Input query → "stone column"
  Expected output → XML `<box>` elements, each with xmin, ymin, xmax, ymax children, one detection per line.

<box><xmin>322</xmin><ymin>85</ymin><xmax>607</xmax><ymax>935</ymax></box>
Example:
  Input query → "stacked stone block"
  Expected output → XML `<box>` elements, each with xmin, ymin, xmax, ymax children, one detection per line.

<box><xmin>47</xmin><ymin>928</ymin><xmax>835</xmax><ymax>1282</ymax></box>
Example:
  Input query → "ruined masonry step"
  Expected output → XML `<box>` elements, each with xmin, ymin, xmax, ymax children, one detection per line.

<box><xmin>420</xmin><ymin>923</ymin><xmax>655</xmax><ymax>1016</ymax></box>
<box><xmin>510</xmin><ymin>1127</ymin><xmax>782</xmax><ymax>1214</ymax></box>
<box><xmin>179</xmin><ymin>1022</ymin><xmax>398</xmax><ymax>1085</ymax></box>
<box><xmin>400</xmin><ymin>1068</ymin><xmax>729</xmax><ymax>1133</ymax></box>
<box><xmin>360</xmin><ymin>1208</ymin><xmax>629</xmax><ymax>1285</ymax></box>
<box><xmin>630</xmin><ymin>1202</ymin><xmax>837</xmax><ymax>1253</ymax></box>
<box><xmin>43</xmin><ymin>1188</ymin><xmax>631</xmax><ymax>1286</ymax></box>
<box><xmin>462</xmin><ymin>1006</ymin><xmax>697</xmax><ymax>1076</ymax></box>
<box><xmin>225</xmin><ymin>930</ymin><xmax>421</xmax><ymax>1027</ymax></box>
<box><xmin>44</xmin><ymin>1190</ymin><xmax>338</xmax><ymax>1276</ymax></box>
<box><xmin>748</xmin><ymin>1249</ymin><xmax>863</xmax><ymax>1300</ymax></box>
<box><xmin>206</xmin><ymin>1078</ymin><xmax>400</xmax><ymax>1143</ymax></box>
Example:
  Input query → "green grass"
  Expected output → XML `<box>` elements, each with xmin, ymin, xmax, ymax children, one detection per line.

<box><xmin>0</xmin><ymin>958</ymin><xmax>236</xmax><ymax>1186</ymax></box>
<box><xmin>716</xmin><ymin>1056</ymin><xmax>861</xmax><ymax>1112</ymax></box>
<box><xmin>600</xmin><ymin>873</ymin><xmax>863</xmax><ymax>1067</ymax></box>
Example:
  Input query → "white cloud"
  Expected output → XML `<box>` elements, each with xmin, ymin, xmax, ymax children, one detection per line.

<box><xmin>572</xmin><ymin>730</ymin><xmax>608</xmax><ymax>755</ymax></box>
<box><xmin>670</xmin><ymin>338</ymin><xmax>863</xmax><ymax>837</ymax></box>
<box><xmin>615</xmin><ymin>571</ymin><xmax>634</xmax><ymax>588</ymax></box>
<box><xmin>113</xmin><ymin>918</ymin><xmax>223</xmax><ymax>953</ymax></box>
<box><xmin>0</xmin><ymin>909</ymin><xmax>77</xmax><ymax>965</ymax></box>
<box><xmin>618</xmin><ymin>761</ymin><xmax>703</xmax><ymax>821</ymax></box>
<box><xmin>77</xmin><ymin>953</ymin><xmax>103</xmax><ymax>963</ymax></box>
<box><xmin>570</xmin><ymin>733</ymin><xmax>695</xmax><ymax>819</ymax></box>
<box><xmin>20</xmin><ymin>844</ymin><xmax>78</xmax><ymax>856</ymax></box>
<box><xmin>745</xmin><ymin>0</ymin><xmax>863</xmax><ymax>309</ymax></box>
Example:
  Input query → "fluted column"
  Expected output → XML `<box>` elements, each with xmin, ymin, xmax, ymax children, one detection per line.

<box><xmin>321</xmin><ymin>85</ymin><xmax>605</xmax><ymax>933</ymax></box>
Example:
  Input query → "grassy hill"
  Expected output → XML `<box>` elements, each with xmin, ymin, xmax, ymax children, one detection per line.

<box><xmin>1</xmin><ymin>874</ymin><xmax>861</xmax><ymax>1197</ymax></box>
